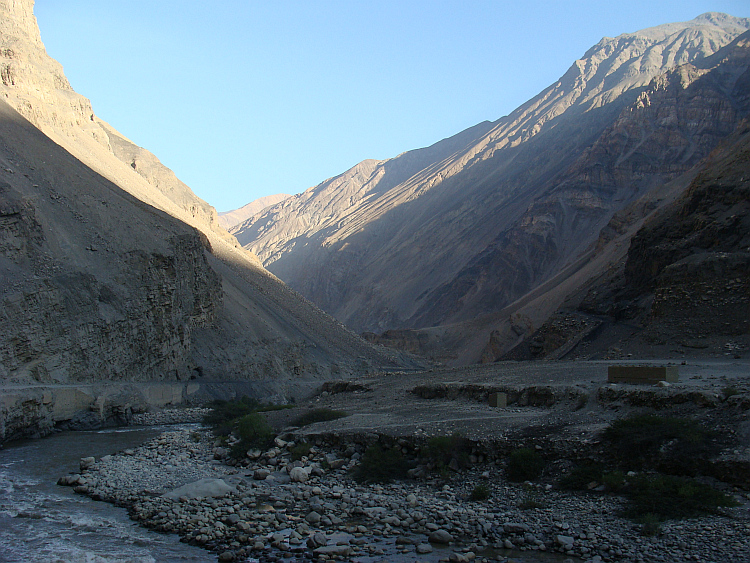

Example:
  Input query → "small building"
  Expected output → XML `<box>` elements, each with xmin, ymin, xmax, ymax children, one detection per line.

<box><xmin>607</xmin><ymin>365</ymin><xmax>679</xmax><ymax>385</ymax></box>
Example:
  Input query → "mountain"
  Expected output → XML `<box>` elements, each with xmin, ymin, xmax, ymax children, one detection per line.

<box><xmin>218</xmin><ymin>194</ymin><xmax>291</xmax><ymax>230</ymax></box>
<box><xmin>234</xmin><ymin>13</ymin><xmax>750</xmax><ymax>363</ymax></box>
<box><xmin>503</xmin><ymin>116</ymin><xmax>750</xmax><ymax>361</ymax></box>
<box><xmin>0</xmin><ymin>0</ymin><xmax>421</xmax><ymax>440</ymax></box>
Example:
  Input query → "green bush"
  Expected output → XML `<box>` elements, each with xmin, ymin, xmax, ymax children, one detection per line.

<box><xmin>602</xmin><ymin>470</ymin><xmax>627</xmax><ymax>492</ymax></box>
<box><xmin>292</xmin><ymin>408</ymin><xmax>348</xmax><ymax>427</ymax></box>
<box><xmin>204</xmin><ymin>396</ymin><xmax>262</xmax><ymax>435</ymax></box>
<box><xmin>469</xmin><ymin>484</ymin><xmax>490</xmax><ymax>501</ymax></box>
<box><xmin>603</xmin><ymin>415</ymin><xmax>715</xmax><ymax>472</ymax></box>
<box><xmin>424</xmin><ymin>433</ymin><xmax>471</xmax><ymax>471</ymax></box>
<box><xmin>352</xmin><ymin>444</ymin><xmax>410</xmax><ymax>483</ymax></box>
<box><xmin>623</xmin><ymin>474</ymin><xmax>739</xmax><ymax>521</ymax></box>
<box><xmin>518</xmin><ymin>495</ymin><xmax>547</xmax><ymax>510</ymax></box>
<box><xmin>229</xmin><ymin>412</ymin><xmax>274</xmax><ymax>458</ymax></box>
<box><xmin>506</xmin><ymin>448</ymin><xmax>545</xmax><ymax>482</ymax></box>
<box><xmin>559</xmin><ymin>463</ymin><xmax>605</xmax><ymax>490</ymax></box>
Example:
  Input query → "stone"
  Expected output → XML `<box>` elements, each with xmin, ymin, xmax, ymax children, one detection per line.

<box><xmin>253</xmin><ymin>469</ymin><xmax>271</xmax><ymax>480</ymax></box>
<box><xmin>429</xmin><ymin>529</ymin><xmax>453</xmax><ymax>544</ymax></box>
<box><xmin>305</xmin><ymin>511</ymin><xmax>321</xmax><ymax>524</ymax></box>
<box><xmin>416</xmin><ymin>543</ymin><xmax>433</xmax><ymax>554</ymax></box>
<box><xmin>307</xmin><ymin>532</ymin><xmax>327</xmax><ymax>548</ymax></box>
<box><xmin>289</xmin><ymin>466</ymin><xmax>309</xmax><ymax>483</ymax></box>
<box><xmin>504</xmin><ymin>522</ymin><xmax>530</xmax><ymax>534</ymax></box>
<box><xmin>162</xmin><ymin>478</ymin><xmax>236</xmax><ymax>500</ymax></box>
<box><xmin>313</xmin><ymin>545</ymin><xmax>351</xmax><ymax>556</ymax></box>
<box><xmin>224</xmin><ymin>514</ymin><xmax>241</xmax><ymax>526</ymax></box>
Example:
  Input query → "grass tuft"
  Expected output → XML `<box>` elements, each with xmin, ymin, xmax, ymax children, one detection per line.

<box><xmin>424</xmin><ymin>433</ymin><xmax>472</xmax><ymax>471</ymax></box>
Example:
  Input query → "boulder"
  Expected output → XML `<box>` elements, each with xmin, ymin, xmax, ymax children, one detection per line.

<box><xmin>162</xmin><ymin>478</ymin><xmax>236</xmax><ymax>500</ymax></box>
<box><xmin>289</xmin><ymin>466</ymin><xmax>309</xmax><ymax>483</ymax></box>
<box><xmin>429</xmin><ymin>529</ymin><xmax>453</xmax><ymax>544</ymax></box>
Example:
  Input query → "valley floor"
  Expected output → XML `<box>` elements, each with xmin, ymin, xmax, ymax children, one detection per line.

<box><xmin>60</xmin><ymin>359</ymin><xmax>750</xmax><ymax>563</ymax></box>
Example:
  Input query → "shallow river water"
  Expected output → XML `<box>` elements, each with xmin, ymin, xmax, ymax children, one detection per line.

<box><xmin>0</xmin><ymin>425</ymin><xmax>210</xmax><ymax>563</ymax></box>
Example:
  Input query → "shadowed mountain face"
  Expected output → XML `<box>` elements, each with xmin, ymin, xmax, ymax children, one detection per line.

<box><xmin>505</xmin><ymin>116</ymin><xmax>750</xmax><ymax>362</ymax></box>
<box><xmin>233</xmin><ymin>14</ymin><xmax>750</xmax><ymax>353</ymax></box>
<box><xmin>0</xmin><ymin>0</ymin><xmax>420</xmax><ymax>391</ymax></box>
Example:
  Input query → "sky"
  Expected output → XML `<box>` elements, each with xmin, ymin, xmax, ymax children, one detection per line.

<box><xmin>35</xmin><ymin>1</ymin><xmax>749</xmax><ymax>213</ymax></box>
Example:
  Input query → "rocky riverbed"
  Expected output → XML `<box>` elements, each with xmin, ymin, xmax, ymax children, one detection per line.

<box><xmin>60</xmin><ymin>426</ymin><xmax>750</xmax><ymax>563</ymax></box>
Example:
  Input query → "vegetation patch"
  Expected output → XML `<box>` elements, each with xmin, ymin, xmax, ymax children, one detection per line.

<box><xmin>291</xmin><ymin>408</ymin><xmax>348</xmax><ymax>427</ymax></box>
<box><xmin>352</xmin><ymin>444</ymin><xmax>410</xmax><ymax>483</ymax></box>
<box><xmin>469</xmin><ymin>484</ymin><xmax>490</xmax><ymax>501</ymax></box>
<box><xmin>424</xmin><ymin>433</ymin><xmax>472</xmax><ymax>471</ymax></box>
<box><xmin>203</xmin><ymin>396</ymin><xmax>291</xmax><ymax>436</ymax></box>
<box><xmin>603</xmin><ymin>414</ymin><xmax>716</xmax><ymax>473</ymax></box>
<box><xmin>229</xmin><ymin>412</ymin><xmax>274</xmax><ymax>459</ymax></box>
<box><xmin>505</xmin><ymin>447</ymin><xmax>545</xmax><ymax>482</ymax></box>
<box><xmin>638</xmin><ymin>513</ymin><xmax>662</xmax><ymax>537</ymax></box>
<box><xmin>559</xmin><ymin>463</ymin><xmax>606</xmax><ymax>491</ymax></box>
<box><xmin>518</xmin><ymin>495</ymin><xmax>548</xmax><ymax>510</ymax></box>
<box><xmin>559</xmin><ymin>464</ymin><xmax>627</xmax><ymax>493</ymax></box>
<box><xmin>622</xmin><ymin>474</ymin><xmax>739</xmax><ymax>521</ymax></box>
<box><xmin>203</xmin><ymin>396</ymin><xmax>263</xmax><ymax>435</ymax></box>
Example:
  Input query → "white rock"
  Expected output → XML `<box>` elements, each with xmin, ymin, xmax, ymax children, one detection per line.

<box><xmin>163</xmin><ymin>478</ymin><xmax>236</xmax><ymax>500</ymax></box>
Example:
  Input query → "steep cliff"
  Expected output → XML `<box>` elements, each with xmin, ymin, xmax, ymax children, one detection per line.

<box><xmin>234</xmin><ymin>14</ymin><xmax>750</xmax><ymax>347</ymax></box>
<box><xmin>0</xmin><ymin>1</ymin><xmax>423</xmax><ymax>441</ymax></box>
<box><xmin>0</xmin><ymin>99</ymin><xmax>220</xmax><ymax>384</ymax></box>
<box><xmin>0</xmin><ymin>0</ymin><xmax>234</xmax><ymax>251</ymax></box>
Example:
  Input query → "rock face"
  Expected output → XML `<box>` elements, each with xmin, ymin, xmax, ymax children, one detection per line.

<box><xmin>0</xmin><ymin>0</ymin><xmax>422</xmax><ymax>441</ymax></box>
<box><xmin>501</xmin><ymin>115</ymin><xmax>750</xmax><ymax>361</ymax></box>
<box><xmin>234</xmin><ymin>14</ymin><xmax>750</xmax><ymax>362</ymax></box>
<box><xmin>588</xmin><ymin>117</ymin><xmax>750</xmax><ymax>356</ymax></box>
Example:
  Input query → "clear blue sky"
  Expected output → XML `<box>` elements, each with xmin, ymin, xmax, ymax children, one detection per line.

<box><xmin>35</xmin><ymin>1</ymin><xmax>748</xmax><ymax>213</ymax></box>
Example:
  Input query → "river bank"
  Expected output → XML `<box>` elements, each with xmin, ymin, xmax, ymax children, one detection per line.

<box><xmin>61</xmin><ymin>425</ymin><xmax>750</xmax><ymax>563</ymax></box>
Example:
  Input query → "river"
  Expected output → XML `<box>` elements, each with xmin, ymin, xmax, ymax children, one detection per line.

<box><xmin>0</xmin><ymin>425</ymin><xmax>211</xmax><ymax>563</ymax></box>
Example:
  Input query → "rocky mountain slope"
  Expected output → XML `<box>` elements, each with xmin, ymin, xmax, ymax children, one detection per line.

<box><xmin>234</xmin><ymin>13</ymin><xmax>750</xmax><ymax>363</ymax></box>
<box><xmin>0</xmin><ymin>0</ymin><xmax>422</xmax><ymax>441</ymax></box>
<box><xmin>218</xmin><ymin>193</ymin><xmax>290</xmax><ymax>230</ymax></box>
<box><xmin>501</xmin><ymin>116</ymin><xmax>750</xmax><ymax>362</ymax></box>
